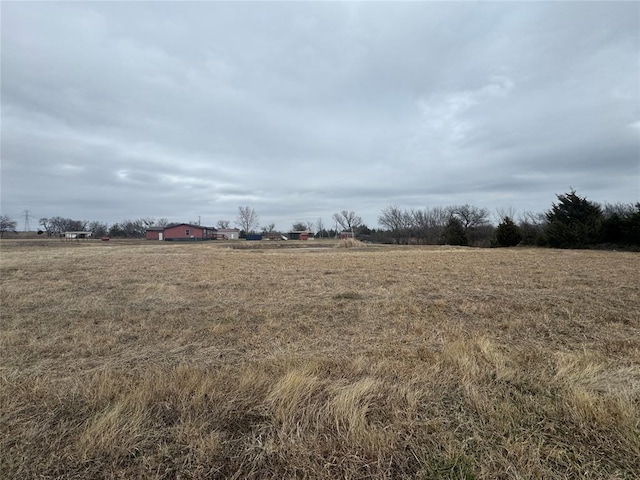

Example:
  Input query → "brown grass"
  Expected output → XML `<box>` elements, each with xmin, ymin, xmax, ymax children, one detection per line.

<box><xmin>1</xmin><ymin>240</ymin><xmax>639</xmax><ymax>479</ymax></box>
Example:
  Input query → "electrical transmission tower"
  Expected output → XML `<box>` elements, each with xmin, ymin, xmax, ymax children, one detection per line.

<box><xmin>22</xmin><ymin>210</ymin><xmax>32</xmax><ymax>232</ymax></box>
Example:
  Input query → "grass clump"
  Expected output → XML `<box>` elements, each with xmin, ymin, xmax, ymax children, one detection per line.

<box><xmin>332</xmin><ymin>291</ymin><xmax>364</xmax><ymax>301</ymax></box>
<box><xmin>336</xmin><ymin>238</ymin><xmax>366</xmax><ymax>248</ymax></box>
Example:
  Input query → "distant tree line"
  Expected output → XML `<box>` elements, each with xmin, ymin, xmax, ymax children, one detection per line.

<box><xmin>378</xmin><ymin>204</ymin><xmax>494</xmax><ymax>247</ymax></box>
<box><xmin>106</xmin><ymin>217</ymin><xmax>169</xmax><ymax>238</ymax></box>
<box><xmin>2</xmin><ymin>191</ymin><xmax>637</xmax><ymax>248</ymax></box>
<box><xmin>376</xmin><ymin>190</ymin><xmax>639</xmax><ymax>249</ymax></box>
<box><xmin>33</xmin><ymin>216</ymin><xmax>171</xmax><ymax>238</ymax></box>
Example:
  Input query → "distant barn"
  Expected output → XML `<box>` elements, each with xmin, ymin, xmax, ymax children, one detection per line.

<box><xmin>288</xmin><ymin>230</ymin><xmax>312</xmax><ymax>240</ymax></box>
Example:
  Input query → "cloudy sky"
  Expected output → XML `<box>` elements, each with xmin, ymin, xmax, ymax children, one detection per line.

<box><xmin>1</xmin><ymin>1</ymin><xmax>638</xmax><ymax>230</ymax></box>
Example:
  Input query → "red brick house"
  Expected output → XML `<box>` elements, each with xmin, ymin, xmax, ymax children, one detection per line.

<box><xmin>146</xmin><ymin>224</ymin><xmax>216</xmax><ymax>241</ymax></box>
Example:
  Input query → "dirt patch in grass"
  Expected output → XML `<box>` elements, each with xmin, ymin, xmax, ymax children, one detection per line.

<box><xmin>1</xmin><ymin>242</ymin><xmax>639</xmax><ymax>479</ymax></box>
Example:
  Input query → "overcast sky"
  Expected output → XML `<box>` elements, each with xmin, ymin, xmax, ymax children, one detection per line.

<box><xmin>1</xmin><ymin>1</ymin><xmax>638</xmax><ymax>231</ymax></box>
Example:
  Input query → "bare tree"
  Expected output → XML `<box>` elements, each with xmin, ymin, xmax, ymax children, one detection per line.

<box><xmin>332</xmin><ymin>210</ymin><xmax>363</xmax><ymax>234</ymax></box>
<box><xmin>216</xmin><ymin>220</ymin><xmax>230</xmax><ymax>229</ymax></box>
<box><xmin>0</xmin><ymin>214</ymin><xmax>17</xmax><ymax>237</ymax></box>
<box><xmin>316</xmin><ymin>217</ymin><xmax>325</xmax><ymax>238</ymax></box>
<box><xmin>449</xmin><ymin>205</ymin><xmax>492</xmax><ymax>246</ymax></box>
<box><xmin>494</xmin><ymin>205</ymin><xmax>517</xmax><ymax>225</ymax></box>
<box><xmin>292</xmin><ymin>220</ymin><xmax>314</xmax><ymax>231</ymax></box>
<box><xmin>415</xmin><ymin>207</ymin><xmax>450</xmax><ymax>244</ymax></box>
<box><xmin>262</xmin><ymin>223</ymin><xmax>276</xmax><ymax>234</ymax></box>
<box><xmin>601</xmin><ymin>202</ymin><xmax>636</xmax><ymax>218</ymax></box>
<box><xmin>291</xmin><ymin>222</ymin><xmax>307</xmax><ymax>231</ymax></box>
<box><xmin>87</xmin><ymin>221</ymin><xmax>108</xmax><ymax>237</ymax></box>
<box><xmin>141</xmin><ymin>217</ymin><xmax>157</xmax><ymax>228</ymax></box>
<box><xmin>378</xmin><ymin>205</ymin><xmax>409</xmax><ymax>244</ymax></box>
<box><xmin>518</xmin><ymin>210</ymin><xmax>547</xmax><ymax>246</ymax></box>
<box><xmin>450</xmin><ymin>204</ymin><xmax>490</xmax><ymax>231</ymax></box>
<box><xmin>119</xmin><ymin>219</ymin><xmax>146</xmax><ymax>238</ymax></box>
<box><xmin>156</xmin><ymin>218</ymin><xmax>170</xmax><ymax>227</ymax></box>
<box><xmin>519</xmin><ymin>211</ymin><xmax>546</xmax><ymax>226</ymax></box>
<box><xmin>39</xmin><ymin>217</ymin><xmax>52</xmax><ymax>236</ymax></box>
<box><xmin>43</xmin><ymin>217</ymin><xmax>88</xmax><ymax>235</ymax></box>
<box><xmin>237</xmin><ymin>206</ymin><xmax>259</xmax><ymax>233</ymax></box>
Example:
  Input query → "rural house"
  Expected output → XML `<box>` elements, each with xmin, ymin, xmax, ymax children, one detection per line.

<box><xmin>146</xmin><ymin>223</ymin><xmax>216</xmax><ymax>241</ymax></box>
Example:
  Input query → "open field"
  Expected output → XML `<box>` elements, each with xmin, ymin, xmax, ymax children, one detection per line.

<box><xmin>1</xmin><ymin>240</ymin><xmax>639</xmax><ymax>479</ymax></box>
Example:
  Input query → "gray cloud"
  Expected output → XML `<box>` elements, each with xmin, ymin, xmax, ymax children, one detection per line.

<box><xmin>1</xmin><ymin>2</ymin><xmax>638</xmax><ymax>230</ymax></box>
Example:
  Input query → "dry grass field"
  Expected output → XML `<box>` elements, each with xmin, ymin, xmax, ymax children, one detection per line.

<box><xmin>1</xmin><ymin>239</ymin><xmax>639</xmax><ymax>479</ymax></box>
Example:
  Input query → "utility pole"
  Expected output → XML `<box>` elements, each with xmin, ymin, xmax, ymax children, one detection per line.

<box><xmin>22</xmin><ymin>210</ymin><xmax>31</xmax><ymax>232</ymax></box>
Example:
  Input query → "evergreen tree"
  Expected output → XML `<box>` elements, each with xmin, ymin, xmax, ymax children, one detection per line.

<box><xmin>444</xmin><ymin>217</ymin><xmax>468</xmax><ymax>246</ymax></box>
<box><xmin>495</xmin><ymin>216</ymin><xmax>522</xmax><ymax>247</ymax></box>
<box><xmin>599</xmin><ymin>203</ymin><xmax>640</xmax><ymax>246</ymax></box>
<box><xmin>544</xmin><ymin>190</ymin><xmax>603</xmax><ymax>248</ymax></box>
<box><xmin>624</xmin><ymin>204</ymin><xmax>640</xmax><ymax>245</ymax></box>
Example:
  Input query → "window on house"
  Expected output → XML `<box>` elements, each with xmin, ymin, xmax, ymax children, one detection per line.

<box><xmin>185</xmin><ymin>229</ymin><xmax>190</xmax><ymax>236</ymax></box>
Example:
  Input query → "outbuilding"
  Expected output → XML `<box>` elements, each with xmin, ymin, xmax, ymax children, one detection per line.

<box><xmin>288</xmin><ymin>230</ymin><xmax>312</xmax><ymax>240</ymax></box>
<box><xmin>64</xmin><ymin>231</ymin><xmax>93</xmax><ymax>240</ymax></box>
<box><xmin>214</xmin><ymin>228</ymin><xmax>240</xmax><ymax>240</ymax></box>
